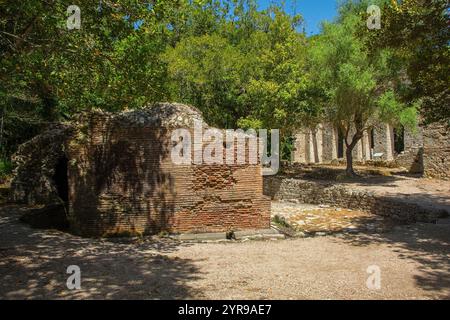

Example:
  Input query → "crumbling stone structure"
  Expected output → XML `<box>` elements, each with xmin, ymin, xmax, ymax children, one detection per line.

<box><xmin>10</xmin><ymin>123</ymin><xmax>74</xmax><ymax>205</ymax></box>
<box><xmin>422</xmin><ymin>123</ymin><xmax>450</xmax><ymax>180</ymax></box>
<box><xmin>292</xmin><ymin>121</ymin><xmax>449</xmax><ymax>179</ymax></box>
<box><xmin>10</xmin><ymin>103</ymin><xmax>271</xmax><ymax>237</ymax></box>
<box><xmin>293</xmin><ymin>123</ymin><xmax>400</xmax><ymax>164</ymax></box>
<box><xmin>264</xmin><ymin>176</ymin><xmax>448</xmax><ymax>223</ymax></box>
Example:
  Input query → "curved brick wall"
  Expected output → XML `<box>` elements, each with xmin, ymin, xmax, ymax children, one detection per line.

<box><xmin>66</xmin><ymin>105</ymin><xmax>270</xmax><ymax>237</ymax></box>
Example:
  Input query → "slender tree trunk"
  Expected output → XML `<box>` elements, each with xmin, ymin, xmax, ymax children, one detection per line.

<box><xmin>343</xmin><ymin>114</ymin><xmax>366</xmax><ymax>177</ymax></box>
<box><xmin>0</xmin><ymin>106</ymin><xmax>4</xmax><ymax>159</ymax></box>
<box><xmin>345</xmin><ymin>130</ymin><xmax>363</xmax><ymax>177</ymax></box>
<box><xmin>345</xmin><ymin>146</ymin><xmax>355</xmax><ymax>176</ymax></box>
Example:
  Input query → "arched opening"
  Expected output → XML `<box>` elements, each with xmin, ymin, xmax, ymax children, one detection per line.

<box><xmin>53</xmin><ymin>156</ymin><xmax>69</xmax><ymax>204</ymax></box>
<box><xmin>370</xmin><ymin>129</ymin><xmax>375</xmax><ymax>149</ymax></box>
<box><xmin>20</xmin><ymin>156</ymin><xmax>70</xmax><ymax>231</ymax></box>
<box><xmin>394</xmin><ymin>126</ymin><xmax>405</xmax><ymax>154</ymax></box>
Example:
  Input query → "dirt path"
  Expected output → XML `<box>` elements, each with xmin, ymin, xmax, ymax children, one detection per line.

<box><xmin>0</xmin><ymin>205</ymin><xmax>449</xmax><ymax>300</ymax></box>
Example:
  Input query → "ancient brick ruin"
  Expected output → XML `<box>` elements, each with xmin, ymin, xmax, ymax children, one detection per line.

<box><xmin>10</xmin><ymin>103</ymin><xmax>271</xmax><ymax>237</ymax></box>
<box><xmin>292</xmin><ymin>122</ymin><xmax>449</xmax><ymax>179</ymax></box>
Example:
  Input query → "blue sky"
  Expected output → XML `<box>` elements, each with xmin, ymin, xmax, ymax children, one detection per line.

<box><xmin>257</xmin><ymin>0</ymin><xmax>339</xmax><ymax>35</ymax></box>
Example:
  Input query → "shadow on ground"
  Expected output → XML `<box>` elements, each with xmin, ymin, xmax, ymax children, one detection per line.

<box><xmin>335</xmin><ymin>221</ymin><xmax>450</xmax><ymax>299</ymax></box>
<box><xmin>0</xmin><ymin>205</ymin><xmax>203</xmax><ymax>299</ymax></box>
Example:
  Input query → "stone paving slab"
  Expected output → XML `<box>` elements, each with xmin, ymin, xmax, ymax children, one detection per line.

<box><xmin>234</xmin><ymin>228</ymin><xmax>280</xmax><ymax>238</ymax></box>
<box><xmin>272</xmin><ymin>201</ymin><xmax>399</xmax><ymax>237</ymax></box>
<box><xmin>174</xmin><ymin>232</ymin><xmax>227</xmax><ymax>241</ymax></box>
<box><xmin>172</xmin><ymin>229</ymin><xmax>284</xmax><ymax>242</ymax></box>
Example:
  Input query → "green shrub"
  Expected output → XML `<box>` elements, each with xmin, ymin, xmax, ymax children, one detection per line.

<box><xmin>272</xmin><ymin>215</ymin><xmax>291</xmax><ymax>229</ymax></box>
<box><xmin>0</xmin><ymin>159</ymin><xmax>13</xmax><ymax>183</ymax></box>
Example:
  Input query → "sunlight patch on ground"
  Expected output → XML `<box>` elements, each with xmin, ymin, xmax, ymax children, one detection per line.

<box><xmin>272</xmin><ymin>201</ymin><xmax>398</xmax><ymax>235</ymax></box>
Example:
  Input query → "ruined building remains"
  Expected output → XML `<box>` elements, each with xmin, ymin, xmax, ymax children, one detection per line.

<box><xmin>10</xmin><ymin>103</ymin><xmax>271</xmax><ymax>237</ymax></box>
<box><xmin>292</xmin><ymin>122</ymin><xmax>449</xmax><ymax>179</ymax></box>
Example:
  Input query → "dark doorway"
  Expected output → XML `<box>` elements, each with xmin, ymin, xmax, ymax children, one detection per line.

<box><xmin>22</xmin><ymin>156</ymin><xmax>71</xmax><ymax>231</ymax></box>
<box><xmin>370</xmin><ymin>129</ymin><xmax>375</xmax><ymax>149</ymax></box>
<box><xmin>337</xmin><ymin>128</ymin><xmax>344</xmax><ymax>158</ymax></box>
<box><xmin>394</xmin><ymin>126</ymin><xmax>405</xmax><ymax>154</ymax></box>
<box><xmin>53</xmin><ymin>157</ymin><xmax>69</xmax><ymax>203</ymax></box>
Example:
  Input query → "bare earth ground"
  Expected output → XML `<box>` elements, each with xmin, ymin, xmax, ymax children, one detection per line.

<box><xmin>1</xmin><ymin>203</ymin><xmax>449</xmax><ymax>300</ymax></box>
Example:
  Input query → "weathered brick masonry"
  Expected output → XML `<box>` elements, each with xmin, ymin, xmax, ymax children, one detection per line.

<box><xmin>11</xmin><ymin>103</ymin><xmax>271</xmax><ymax>237</ymax></box>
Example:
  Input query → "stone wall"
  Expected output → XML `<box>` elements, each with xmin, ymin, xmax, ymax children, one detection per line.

<box><xmin>293</xmin><ymin>124</ymin><xmax>337</xmax><ymax>164</ymax></box>
<box><xmin>372</xmin><ymin>123</ymin><xmax>394</xmax><ymax>161</ymax></box>
<box><xmin>9</xmin><ymin>124</ymin><xmax>74</xmax><ymax>205</ymax></box>
<box><xmin>293</xmin><ymin>123</ymin><xmax>387</xmax><ymax>164</ymax></box>
<box><xmin>264</xmin><ymin>176</ymin><xmax>445</xmax><ymax>222</ymax></box>
<box><xmin>395</xmin><ymin>127</ymin><xmax>423</xmax><ymax>174</ymax></box>
<box><xmin>422</xmin><ymin>123</ymin><xmax>450</xmax><ymax>180</ymax></box>
<box><xmin>291</xmin><ymin>121</ymin><xmax>438</xmax><ymax>177</ymax></box>
<box><xmin>322</xmin><ymin>124</ymin><xmax>337</xmax><ymax>162</ymax></box>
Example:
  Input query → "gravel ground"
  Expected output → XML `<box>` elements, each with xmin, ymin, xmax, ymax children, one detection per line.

<box><xmin>0</xmin><ymin>205</ymin><xmax>449</xmax><ymax>300</ymax></box>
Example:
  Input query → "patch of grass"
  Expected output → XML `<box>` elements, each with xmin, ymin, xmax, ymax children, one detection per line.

<box><xmin>366</xmin><ymin>169</ymin><xmax>393</xmax><ymax>177</ymax></box>
<box><xmin>0</xmin><ymin>159</ymin><xmax>13</xmax><ymax>187</ymax></box>
<box><xmin>158</xmin><ymin>230</ymin><xmax>170</xmax><ymax>238</ymax></box>
<box><xmin>271</xmin><ymin>215</ymin><xmax>297</xmax><ymax>237</ymax></box>
<box><xmin>272</xmin><ymin>215</ymin><xmax>291</xmax><ymax>229</ymax></box>
<box><xmin>335</xmin><ymin>173</ymin><xmax>348</xmax><ymax>181</ymax></box>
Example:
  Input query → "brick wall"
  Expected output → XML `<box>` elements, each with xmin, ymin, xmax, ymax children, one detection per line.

<box><xmin>66</xmin><ymin>106</ymin><xmax>270</xmax><ymax>237</ymax></box>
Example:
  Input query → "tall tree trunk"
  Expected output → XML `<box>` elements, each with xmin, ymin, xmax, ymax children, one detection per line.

<box><xmin>0</xmin><ymin>106</ymin><xmax>4</xmax><ymax>159</ymax></box>
<box><xmin>345</xmin><ymin>146</ymin><xmax>355</xmax><ymax>176</ymax></box>
<box><xmin>343</xmin><ymin>114</ymin><xmax>366</xmax><ymax>177</ymax></box>
<box><xmin>345</xmin><ymin>131</ymin><xmax>363</xmax><ymax>177</ymax></box>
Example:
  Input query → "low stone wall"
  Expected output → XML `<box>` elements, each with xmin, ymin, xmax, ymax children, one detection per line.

<box><xmin>264</xmin><ymin>176</ymin><xmax>446</xmax><ymax>223</ymax></box>
<box><xmin>394</xmin><ymin>127</ymin><xmax>424</xmax><ymax>174</ymax></box>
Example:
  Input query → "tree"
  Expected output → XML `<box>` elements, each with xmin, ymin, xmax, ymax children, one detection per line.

<box><xmin>164</xmin><ymin>1</ymin><xmax>311</xmax><ymax>138</ymax></box>
<box><xmin>309</xmin><ymin>10</ymin><xmax>417</xmax><ymax>176</ymax></box>
<box><xmin>236</xmin><ymin>5</ymin><xmax>309</xmax><ymax>136</ymax></box>
<box><xmin>0</xmin><ymin>0</ymin><xmax>175</xmax><ymax>160</ymax></box>
<box><xmin>370</xmin><ymin>0</ymin><xmax>450</xmax><ymax>124</ymax></box>
<box><xmin>164</xmin><ymin>33</ymin><xmax>245</xmax><ymax>128</ymax></box>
